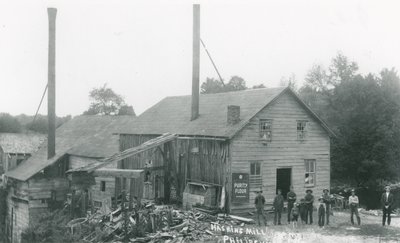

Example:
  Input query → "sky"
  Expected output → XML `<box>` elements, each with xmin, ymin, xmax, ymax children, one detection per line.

<box><xmin>1</xmin><ymin>0</ymin><xmax>400</xmax><ymax>117</ymax></box>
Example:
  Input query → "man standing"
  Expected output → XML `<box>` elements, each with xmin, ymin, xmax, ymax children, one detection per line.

<box><xmin>381</xmin><ymin>185</ymin><xmax>394</xmax><ymax>226</ymax></box>
<box><xmin>287</xmin><ymin>186</ymin><xmax>297</xmax><ymax>224</ymax></box>
<box><xmin>322</xmin><ymin>188</ymin><xmax>332</xmax><ymax>225</ymax></box>
<box><xmin>255</xmin><ymin>189</ymin><xmax>267</xmax><ymax>226</ymax></box>
<box><xmin>273</xmin><ymin>189</ymin><xmax>284</xmax><ymax>225</ymax></box>
<box><xmin>349</xmin><ymin>189</ymin><xmax>361</xmax><ymax>225</ymax></box>
<box><xmin>304</xmin><ymin>189</ymin><xmax>314</xmax><ymax>224</ymax></box>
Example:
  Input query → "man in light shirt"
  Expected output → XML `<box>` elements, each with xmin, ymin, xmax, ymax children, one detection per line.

<box><xmin>381</xmin><ymin>185</ymin><xmax>394</xmax><ymax>226</ymax></box>
<box><xmin>349</xmin><ymin>189</ymin><xmax>361</xmax><ymax>225</ymax></box>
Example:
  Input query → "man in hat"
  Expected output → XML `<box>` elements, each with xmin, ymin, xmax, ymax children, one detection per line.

<box><xmin>349</xmin><ymin>189</ymin><xmax>361</xmax><ymax>225</ymax></box>
<box><xmin>322</xmin><ymin>188</ymin><xmax>333</xmax><ymax>225</ymax></box>
<box><xmin>287</xmin><ymin>186</ymin><xmax>297</xmax><ymax>224</ymax></box>
<box><xmin>255</xmin><ymin>189</ymin><xmax>267</xmax><ymax>226</ymax></box>
<box><xmin>273</xmin><ymin>189</ymin><xmax>284</xmax><ymax>225</ymax></box>
<box><xmin>304</xmin><ymin>189</ymin><xmax>314</xmax><ymax>224</ymax></box>
<box><xmin>381</xmin><ymin>185</ymin><xmax>394</xmax><ymax>226</ymax></box>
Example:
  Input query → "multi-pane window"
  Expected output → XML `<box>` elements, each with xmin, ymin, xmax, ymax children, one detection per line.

<box><xmin>250</xmin><ymin>161</ymin><xmax>262</xmax><ymax>191</ymax></box>
<box><xmin>305</xmin><ymin>159</ymin><xmax>316</xmax><ymax>186</ymax></box>
<box><xmin>297</xmin><ymin>120</ymin><xmax>308</xmax><ymax>140</ymax></box>
<box><xmin>259</xmin><ymin>119</ymin><xmax>272</xmax><ymax>141</ymax></box>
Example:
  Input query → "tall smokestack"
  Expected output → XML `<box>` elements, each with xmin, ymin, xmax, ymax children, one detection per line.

<box><xmin>47</xmin><ymin>8</ymin><xmax>57</xmax><ymax>159</ymax></box>
<box><xmin>191</xmin><ymin>4</ymin><xmax>200</xmax><ymax>121</ymax></box>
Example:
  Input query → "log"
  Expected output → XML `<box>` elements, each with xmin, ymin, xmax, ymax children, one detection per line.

<box><xmin>229</xmin><ymin>214</ymin><xmax>255</xmax><ymax>223</ymax></box>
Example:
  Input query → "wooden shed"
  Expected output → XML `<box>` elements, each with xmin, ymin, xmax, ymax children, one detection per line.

<box><xmin>3</xmin><ymin>115</ymin><xmax>136</xmax><ymax>243</ymax></box>
<box><xmin>115</xmin><ymin>87</ymin><xmax>335</xmax><ymax>213</ymax></box>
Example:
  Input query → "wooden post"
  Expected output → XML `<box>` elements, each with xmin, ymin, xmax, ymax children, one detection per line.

<box><xmin>47</xmin><ymin>8</ymin><xmax>57</xmax><ymax>159</ymax></box>
<box><xmin>191</xmin><ymin>4</ymin><xmax>200</xmax><ymax>121</ymax></box>
<box><xmin>70</xmin><ymin>190</ymin><xmax>76</xmax><ymax>219</ymax></box>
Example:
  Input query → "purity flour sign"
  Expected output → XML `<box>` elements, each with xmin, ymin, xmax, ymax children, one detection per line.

<box><xmin>232</xmin><ymin>173</ymin><xmax>249</xmax><ymax>203</ymax></box>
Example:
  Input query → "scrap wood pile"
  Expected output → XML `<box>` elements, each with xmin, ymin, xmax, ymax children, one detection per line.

<box><xmin>68</xmin><ymin>201</ymin><xmax>255</xmax><ymax>243</ymax></box>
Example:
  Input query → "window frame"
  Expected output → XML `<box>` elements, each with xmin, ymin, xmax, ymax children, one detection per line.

<box><xmin>259</xmin><ymin>119</ymin><xmax>273</xmax><ymax>141</ymax></box>
<box><xmin>249</xmin><ymin>161</ymin><xmax>262</xmax><ymax>192</ymax></box>
<box><xmin>304</xmin><ymin>159</ymin><xmax>316</xmax><ymax>187</ymax></box>
<box><xmin>100</xmin><ymin>181</ymin><xmax>106</xmax><ymax>192</ymax></box>
<box><xmin>297</xmin><ymin>120</ymin><xmax>308</xmax><ymax>140</ymax></box>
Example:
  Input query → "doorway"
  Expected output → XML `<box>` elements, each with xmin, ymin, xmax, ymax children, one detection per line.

<box><xmin>276</xmin><ymin>168</ymin><xmax>291</xmax><ymax>199</ymax></box>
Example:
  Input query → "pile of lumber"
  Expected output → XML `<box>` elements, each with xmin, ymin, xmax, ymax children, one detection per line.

<box><xmin>68</xmin><ymin>200</ymin><xmax>255</xmax><ymax>243</ymax></box>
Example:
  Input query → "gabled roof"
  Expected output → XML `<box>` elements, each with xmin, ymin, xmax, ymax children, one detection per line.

<box><xmin>0</xmin><ymin>133</ymin><xmax>45</xmax><ymax>154</ymax></box>
<box><xmin>5</xmin><ymin>115</ymin><xmax>136</xmax><ymax>181</ymax></box>
<box><xmin>118</xmin><ymin>87</ymin><xmax>335</xmax><ymax>139</ymax></box>
<box><xmin>118</xmin><ymin>87</ymin><xmax>286</xmax><ymax>138</ymax></box>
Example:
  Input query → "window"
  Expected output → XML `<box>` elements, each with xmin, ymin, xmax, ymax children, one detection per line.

<box><xmin>250</xmin><ymin>161</ymin><xmax>262</xmax><ymax>191</ymax></box>
<box><xmin>297</xmin><ymin>120</ymin><xmax>308</xmax><ymax>140</ymax></box>
<box><xmin>100</xmin><ymin>181</ymin><xmax>106</xmax><ymax>192</ymax></box>
<box><xmin>259</xmin><ymin>119</ymin><xmax>272</xmax><ymax>141</ymax></box>
<box><xmin>305</xmin><ymin>159</ymin><xmax>316</xmax><ymax>187</ymax></box>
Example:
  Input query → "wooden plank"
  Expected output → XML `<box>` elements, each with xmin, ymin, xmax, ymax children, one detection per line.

<box><xmin>93</xmin><ymin>168</ymin><xmax>144</xmax><ymax>178</ymax></box>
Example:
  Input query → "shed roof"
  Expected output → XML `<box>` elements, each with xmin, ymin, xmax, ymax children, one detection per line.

<box><xmin>5</xmin><ymin>115</ymin><xmax>136</xmax><ymax>181</ymax></box>
<box><xmin>118</xmin><ymin>87</ymin><xmax>335</xmax><ymax>138</ymax></box>
<box><xmin>0</xmin><ymin>133</ymin><xmax>45</xmax><ymax>154</ymax></box>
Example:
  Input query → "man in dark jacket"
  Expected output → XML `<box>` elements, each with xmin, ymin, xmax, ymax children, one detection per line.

<box><xmin>381</xmin><ymin>186</ymin><xmax>394</xmax><ymax>226</ymax></box>
<box><xmin>255</xmin><ymin>189</ymin><xmax>267</xmax><ymax>226</ymax></box>
<box><xmin>304</xmin><ymin>189</ymin><xmax>314</xmax><ymax>224</ymax></box>
<box><xmin>322</xmin><ymin>188</ymin><xmax>333</xmax><ymax>225</ymax></box>
<box><xmin>273</xmin><ymin>189</ymin><xmax>284</xmax><ymax>225</ymax></box>
<box><xmin>287</xmin><ymin>186</ymin><xmax>297</xmax><ymax>224</ymax></box>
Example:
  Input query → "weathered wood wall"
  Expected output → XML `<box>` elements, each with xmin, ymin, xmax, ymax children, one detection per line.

<box><xmin>69</xmin><ymin>155</ymin><xmax>116</xmax><ymax>205</ymax></box>
<box><xmin>230</xmin><ymin>92</ymin><xmax>331</xmax><ymax>212</ymax></box>
<box><xmin>119</xmin><ymin>135</ymin><xmax>229</xmax><ymax>201</ymax></box>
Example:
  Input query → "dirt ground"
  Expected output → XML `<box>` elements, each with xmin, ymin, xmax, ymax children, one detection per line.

<box><xmin>204</xmin><ymin>210</ymin><xmax>400</xmax><ymax>243</ymax></box>
<box><xmin>242</xmin><ymin>210</ymin><xmax>400</xmax><ymax>243</ymax></box>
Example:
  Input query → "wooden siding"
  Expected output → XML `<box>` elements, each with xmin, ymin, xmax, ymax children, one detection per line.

<box><xmin>6</xmin><ymin>190</ymin><xmax>29</xmax><ymax>243</ymax></box>
<box><xmin>230</xmin><ymin>92</ymin><xmax>330</xmax><ymax>211</ymax></box>
<box><xmin>69</xmin><ymin>155</ymin><xmax>117</xmax><ymax>205</ymax></box>
<box><xmin>119</xmin><ymin>135</ymin><xmax>229</xmax><ymax>201</ymax></box>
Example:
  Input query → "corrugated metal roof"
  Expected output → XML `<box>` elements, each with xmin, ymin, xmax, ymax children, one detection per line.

<box><xmin>0</xmin><ymin>133</ymin><xmax>45</xmax><ymax>154</ymax></box>
<box><xmin>5</xmin><ymin>115</ymin><xmax>136</xmax><ymax>181</ymax></box>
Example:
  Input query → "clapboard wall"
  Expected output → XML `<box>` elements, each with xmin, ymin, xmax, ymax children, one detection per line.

<box><xmin>230</xmin><ymin>91</ymin><xmax>331</xmax><ymax>212</ymax></box>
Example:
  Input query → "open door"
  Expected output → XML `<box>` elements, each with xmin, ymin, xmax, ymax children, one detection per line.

<box><xmin>276</xmin><ymin>168</ymin><xmax>291</xmax><ymax>199</ymax></box>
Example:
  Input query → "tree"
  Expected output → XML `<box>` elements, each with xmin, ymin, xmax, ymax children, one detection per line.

<box><xmin>83</xmin><ymin>84</ymin><xmax>135</xmax><ymax>116</ymax></box>
<box><xmin>252</xmin><ymin>84</ymin><xmax>266</xmax><ymax>89</ymax></box>
<box><xmin>279</xmin><ymin>73</ymin><xmax>298</xmax><ymax>90</ymax></box>
<box><xmin>118</xmin><ymin>105</ymin><xmax>136</xmax><ymax>116</ymax></box>
<box><xmin>201</xmin><ymin>76</ymin><xmax>249</xmax><ymax>94</ymax></box>
<box><xmin>25</xmin><ymin>115</ymin><xmax>72</xmax><ymax>134</ymax></box>
<box><xmin>0</xmin><ymin>113</ymin><xmax>22</xmax><ymax>133</ymax></box>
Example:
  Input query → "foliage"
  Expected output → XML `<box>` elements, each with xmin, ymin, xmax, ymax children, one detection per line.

<box><xmin>201</xmin><ymin>76</ymin><xmax>265</xmax><ymax>94</ymax></box>
<box><xmin>83</xmin><ymin>84</ymin><xmax>135</xmax><ymax>116</ymax></box>
<box><xmin>279</xmin><ymin>73</ymin><xmax>298</xmax><ymax>90</ymax></box>
<box><xmin>21</xmin><ymin>210</ymin><xmax>85</xmax><ymax>243</ymax></box>
<box><xmin>25</xmin><ymin>115</ymin><xmax>72</xmax><ymax>134</ymax></box>
<box><xmin>298</xmin><ymin>53</ymin><xmax>400</xmax><ymax>186</ymax></box>
<box><xmin>0</xmin><ymin>113</ymin><xmax>22</xmax><ymax>133</ymax></box>
<box><xmin>118</xmin><ymin>105</ymin><xmax>136</xmax><ymax>116</ymax></box>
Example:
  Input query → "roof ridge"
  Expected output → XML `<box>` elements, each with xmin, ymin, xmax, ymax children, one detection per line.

<box><xmin>164</xmin><ymin>86</ymin><xmax>285</xmax><ymax>99</ymax></box>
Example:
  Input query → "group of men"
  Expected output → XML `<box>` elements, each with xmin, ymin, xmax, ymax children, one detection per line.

<box><xmin>254</xmin><ymin>185</ymin><xmax>395</xmax><ymax>227</ymax></box>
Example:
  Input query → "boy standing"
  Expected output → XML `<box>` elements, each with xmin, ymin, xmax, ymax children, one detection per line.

<box><xmin>273</xmin><ymin>189</ymin><xmax>284</xmax><ymax>225</ymax></box>
<box><xmin>317</xmin><ymin>197</ymin><xmax>326</xmax><ymax>227</ymax></box>
<box><xmin>349</xmin><ymin>189</ymin><xmax>361</xmax><ymax>225</ymax></box>
<box><xmin>381</xmin><ymin>186</ymin><xmax>394</xmax><ymax>226</ymax></box>
<box><xmin>287</xmin><ymin>186</ymin><xmax>297</xmax><ymax>224</ymax></box>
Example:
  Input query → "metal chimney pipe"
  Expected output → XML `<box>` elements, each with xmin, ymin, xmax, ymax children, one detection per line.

<box><xmin>191</xmin><ymin>4</ymin><xmax>200</xmax><ymax>121</ymax></box>
<box><xmin>47</xmin><ymin>8</ymin><xmax>57</xmax><ymax>159</ymax></box>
